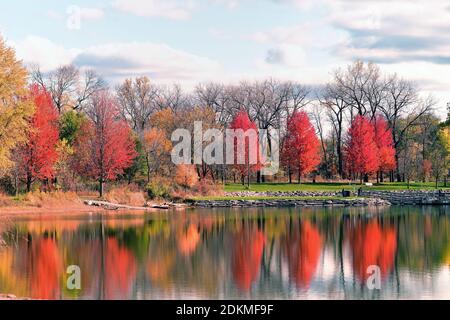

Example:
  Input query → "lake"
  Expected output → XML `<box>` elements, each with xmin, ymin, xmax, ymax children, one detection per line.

<box><xmin>0</xmin><ymin>206</ymin><xmax>449</xmax><ymax>300</ymax></box>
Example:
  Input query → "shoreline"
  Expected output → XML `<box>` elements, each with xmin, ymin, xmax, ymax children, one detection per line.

<box><xmin>193</xmin><ymin>197</ymin><xmax>391</xmax><ymax>208</ymax></box>
<box><xmin>192</xmin><ymin>190</ymin><xmax>450</xmax><ymax>207</ymax></box>
<box><xmin>1</xmin><ymin>190</ymin><xmax>448</xmax><ymax>217</ymax></box>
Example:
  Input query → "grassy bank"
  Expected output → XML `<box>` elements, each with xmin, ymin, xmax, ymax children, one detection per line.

<box><xmin>224</xmin><ymin>182</ymin><xmax>449</xmax><ymax>192</ymax></box>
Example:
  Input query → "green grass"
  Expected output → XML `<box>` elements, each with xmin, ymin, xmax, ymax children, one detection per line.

<box><xmin>191</xmin><ymin>195</ymin><xmax>359</xmax><ymax>201</ymax></box>
<box><xmin>224</xmin><ymin>182</ymin><xmax>449</xmax><ymax>192</ymax></box>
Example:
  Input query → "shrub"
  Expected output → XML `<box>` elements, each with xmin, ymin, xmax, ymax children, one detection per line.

<box><xmin>170</xmin><ymin>179</ymin><xmax>224</xmax><ymax>200</ymax></box>
<box><xmin>174</xmin><ymin>164</ymin><xmax>198</xmax><ymax>190</ymax></box>
<box><xmin>104</xmin><ymin>185</ymin><xmax>146</xmax><ymax>206</ymax></box>
<box><xmin>192</xmin><ymin>179</ymin><xmax>224</xmax><ymax>197</ymax></box>
<box><xmin>146</xmin><ymin>177</ymin><xmax>172</xmax><ymax>199</ymax></box>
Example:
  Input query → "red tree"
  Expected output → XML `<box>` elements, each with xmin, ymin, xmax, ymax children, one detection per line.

<box><xmin>281</xmin><ymin>111</ymin><xmax>321</xmax><ymax>183</ymax></box>
<box><xmin>74</xmin><ymin>91</ymin><xmax>136</xmax><ymax>196</ymax></box>
<box><xmin>372</xmin><ymin>115</ymin><xmax>396</xmax><ymax>181</ymax></box>
<box><xmin>228</xmin><ymin>111</ymin><xmax>261</xmax><ymax>185</ymax></box>
<box><xmin>17</xmin><ymin>84</ymin><xmax>59</xmax><ymax>191</ymax></box>
<box><xmin>345</xmin><ymin>115</ymin><xmax>379</xmax><ymax>182</ymax></box>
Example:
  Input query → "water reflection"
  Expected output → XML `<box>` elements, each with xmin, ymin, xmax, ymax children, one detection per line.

<box><xmin>0</xmin><ymin>206</ymin><xmax>448</xmax><ymax>300</ymax></box>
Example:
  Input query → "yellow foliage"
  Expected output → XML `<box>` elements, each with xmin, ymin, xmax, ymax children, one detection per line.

<box><xmin>0</xmin><ymin>37</ymin><xmax>34</xmax><ymax>173</ymax></box>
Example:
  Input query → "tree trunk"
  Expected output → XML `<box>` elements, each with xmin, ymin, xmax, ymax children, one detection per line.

<box><xmin>363</xmin><ymin>173</ymin><xmax>369</xmax><ymax>183</ymax></box>
<box><xmin>99</xmin><ymin>177</ymin><xmax>104</xmax><ymax>197</ymax></box>
<box><xmin>337</xmin><ymin>140</ymin><xmax>343</xmax><ymax>178</ymax></box>
<box><xmin>14</xmin><ymin>174</ymin><xmax>19</xmax><ymax>197</ymax></box>
<box><xmin>146</xmin><ymin>155</ymin><xmax>151</xmax><ymax>183</ymax></box>
<box><xmin>395</xmin><ymin>153</ymin><xmax>401</xmax><ymax>182</ymax></box>
<box><xmin>26</xmin><ymin>173</ymin><xmax>32</xmax><ymax>193</ymax></box>
<box><xmin>288</xmin><ymin>166</ymin><xmax>292</xmax><ymax>184</ymax></box>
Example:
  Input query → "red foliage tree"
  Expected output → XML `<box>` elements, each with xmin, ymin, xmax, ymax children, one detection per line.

<box><xmin>17</xmin><ymin>84</ymin><xmax>59</xmax><ymax>191</ymax></box>
<box><xmin>281</xmin><ymin>111</ymin><xmax>321</xmax><ymax>183</ymax></box>
<box><xmin>73</xmin><ymin>91</ymin><xmax>137</xmax><ymax>196</ymax></box>
<box><xmin>372</xmin><ymin>115</ymin><xmax>396</xmax><ymax>181</ymax></box>
<box><xmin>228</xmin><ymin>111</ymin><xmax>262</xmax><ymax>185</ymax></box>
<box><xmin>345</xmin><ymin>115</ymin><xmax>379</xmax><ymax>182</ymax></box>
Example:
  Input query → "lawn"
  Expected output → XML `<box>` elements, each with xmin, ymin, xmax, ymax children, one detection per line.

<box><xmin>224</xmin><ymin>182</ymin><xmax>449</xmax><ymax>192</ymax></box>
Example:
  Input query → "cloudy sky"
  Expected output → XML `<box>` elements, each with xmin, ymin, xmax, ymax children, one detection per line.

<box><xmin>1</xmin><ymin>0</ymin><xmax>449</xmax><ymax>118</ymax></box>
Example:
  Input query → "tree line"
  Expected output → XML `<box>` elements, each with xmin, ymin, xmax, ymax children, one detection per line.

<box><xmin>0</xmin><ymin>38</ymin><xmax>449</xmax><ymax>197</ymax></box>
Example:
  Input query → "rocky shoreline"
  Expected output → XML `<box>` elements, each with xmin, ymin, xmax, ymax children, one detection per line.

<box><xmin>194</xmin><ymin>197</ymin><xmax>391</xmax><ymax>208</ymax></box>
<box><xmin>193</xmin><ymin>190</ymin><xmax>450</xmax><ymax>208</ymax></box>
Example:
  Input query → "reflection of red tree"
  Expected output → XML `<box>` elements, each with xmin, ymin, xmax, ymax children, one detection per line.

<box><xmin>232</xmin><ymin>229</ymin><xmax>265</xmax><ymax>291</ymax></box>
<box><xmin>284</xmin><ymin>221</ymin><xmax>322</xmax><ymax>288</ymax></box>
<box><xmin>104</xmin><ymin>238</ymin><xmax>137</xmax><ymax>299</ymax></box>
<box><xmin>349</xmin><ymin>221</ymin><xmax>397</xmax><ymax>281</ymax></box>
<box><xmin>177</xmin><ymin>224</ymin><xmax>200</xmax><ymax>256</ymax></box>
<box><xmin>29</xmin><ymin>238</ymin><xmax>62</xmax><ymax>299</ymax></box>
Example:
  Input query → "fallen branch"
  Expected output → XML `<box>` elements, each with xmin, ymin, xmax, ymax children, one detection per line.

<box><xmin>84</xmin><ymin>200</ymin><xmax>170</xmax><ymax>210</ymax></box>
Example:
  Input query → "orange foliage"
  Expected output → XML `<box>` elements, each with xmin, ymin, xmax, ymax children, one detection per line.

<box><xmin>175</xmin><ymin>164</ymin><xmax>198</xmax><ymax>189</ymax></box>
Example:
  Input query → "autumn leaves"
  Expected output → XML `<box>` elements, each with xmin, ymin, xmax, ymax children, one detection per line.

<box><xmin>230</xmin><ymin>108</ymin><xmax>396</xmax><ymax>185</ymax></box>
<box><xmin>345</xmin><ymin>115</ymin><xmax>396</xmax><ymax>183</ymax></box>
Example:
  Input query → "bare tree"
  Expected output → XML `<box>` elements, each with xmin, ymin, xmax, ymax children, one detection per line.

<box><xmin>195</xmin><ymin>82</ymin><xmax>233</xmax><ymax>126</ymax></box>
<box><xmin>32</xmin><ymin>64</ymin><xmax>105</xmax><ymax>114</ymax></box>
<box><xmin>116</xmin><ymin>76</ymin><xmax>158</xmax><ymax>137</ymax></box>
<box><xmin>380</xmin><ymin>74</ymin><xmax>435</xmax><ymax>181</ymax></box>
<box><xmin>319</xmin><ymin>82</ymin><xmax>348</xmax><ymax>177</ymax></box>
<box><xmin>311</xmin><ymin>104</ymin><xmax>329</xmax><ymax>177</ymax></box>
<box><xmin>155</xmin><ymin>84</ymin><xmax>192</xmax><ymax>112</ymax></box>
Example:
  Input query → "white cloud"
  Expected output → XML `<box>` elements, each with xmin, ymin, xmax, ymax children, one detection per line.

<box><xmin>113</xmin><ymin>0</ymin><xmax>196</xmax><ymax>20</ymax></box>
<box><xmin>75</xmin><ymin>42</ymin><xmax>221</xmax><ymax>83</ymax></box>
<box><xmin>10</xmin><ymin>36</ymin><xmax>80</xmax><ymax>71</ymax></box>
<box><xmin>78</xmin><ymin>7</ymin><xmax>105</xmax><ymax>22</ymax></box>
<box><xmin>10</xmin><ymin>36</ymin><xmax>221</xmax><ymax>88</ymax></box>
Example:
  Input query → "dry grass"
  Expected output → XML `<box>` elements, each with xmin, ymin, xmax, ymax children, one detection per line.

<box><xmin>104</xmin><ymin>186</ymin><xmax>146</xmax><ymax>206</ymax></box>
<box><xmin>0</xmin><ymin>193</ymin><xmax>13</xmax><ymax>207</ymax></box>
<box><xmin>24</xmin><ymin>191</ymin><xmax>81</xmax><ymax>208</ymax></box>
<box><xmin>171</xmin><ymin>179</ymin><xmax>224</xmax><ymax>200</ymax></box>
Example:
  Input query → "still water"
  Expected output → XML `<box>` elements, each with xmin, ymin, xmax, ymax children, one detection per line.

<box><xmin>0</xmin><ymin>206</ymin><xmax>449</xmax><ymax>300</ymax></box>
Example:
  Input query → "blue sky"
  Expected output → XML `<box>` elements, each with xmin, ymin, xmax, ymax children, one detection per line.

<box><xmin>1</xmin><ymin>0</ymin><xmax>449</xmax><ymax>118</ymax></box>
